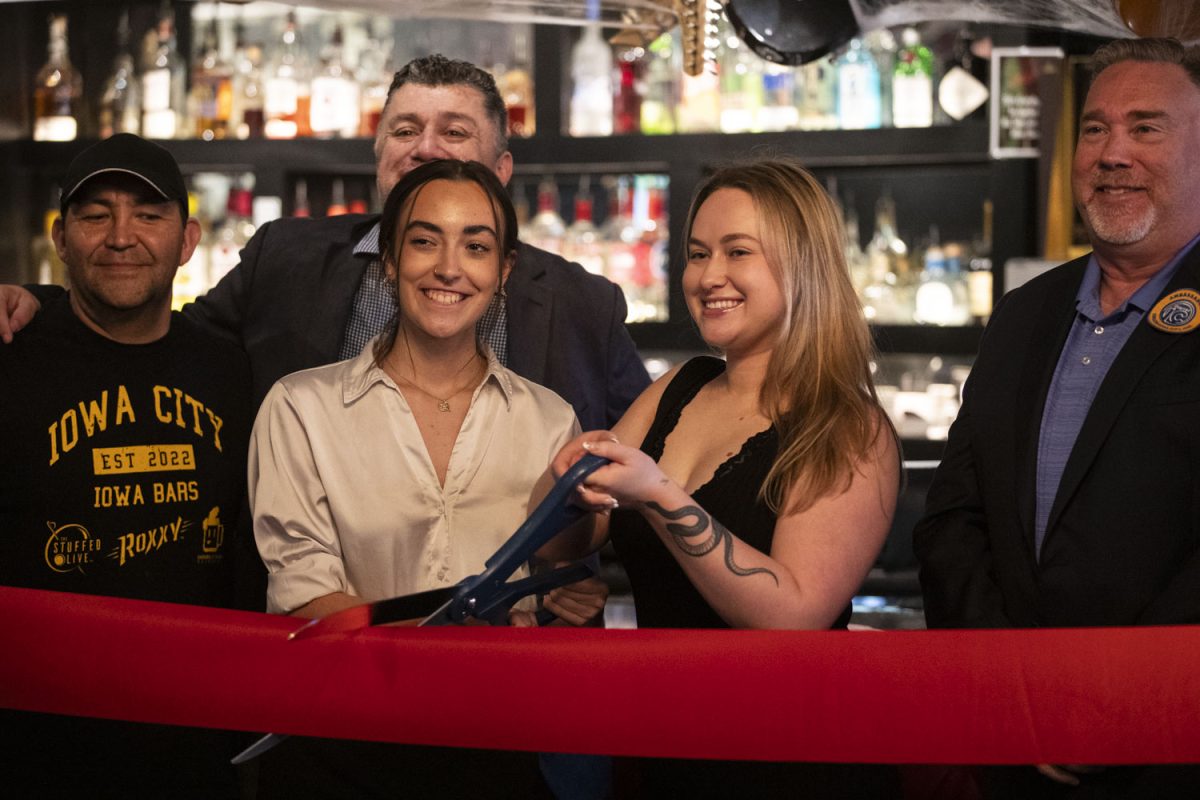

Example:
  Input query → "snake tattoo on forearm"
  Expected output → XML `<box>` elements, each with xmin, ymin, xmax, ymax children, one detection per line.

<box><xmin>644</xmin><ymin>501</ymin><xmax>779</xmax><ymax>586</ymax></box>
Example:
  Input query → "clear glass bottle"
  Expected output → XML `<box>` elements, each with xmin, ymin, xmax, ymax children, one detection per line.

<box><xmin>893</xmin><ymin>27</ymin><xmax>934</xmax><ymax>128</ymax></box>
<box><xmin>836</xmin><ymin>38</ymin><xmax>882</xmax><ymax>130</ymax></box>
<box><xmin>600</xmin><ymin>175</ymin><xmax>639</xmax><ymax>289</ymax></box>
<box><xmin>569</xmin><ymin>25</ymin><xmax>614</xmax><ymax>136</ymax></box>
<box><xmin>864</xmin><ymin>193</ymin><xmax>911</xmax><ymax>324</ymax></box>
<box><xmin>310</xmin><ymin>23</ymin><xmax>360</xmax><ymax>139</ymax></box>
<box><xmin>209</xmin><ymin>179</ymin><xmax>255</xmax><ymax>285</ymax></box>
<box><xmin>797</xmin><ymin>57</ymin><xmax>837</xmax><ymax>131</ymax></box>
<box><xmin>99</xmin><ymin>11</ymin><xmax>140</xmax><ymax>139</ymax></box>
<box><xmin>357</xmin><ymin>17</ymin><xmax>393</xmax><ymax>138</ymax></box>
<box><xmin>718</xmin><ymin>22</ymin><xmax>763</xmax><ymax>134</ymax></box>
<box><xmin>230</xmin><ymin>16</ymin><xmax>266</xmax><ymax>140</ymax></box>
<box><xmin>563</xmin><ymin>178</ymin><xmax>606</xmax><ymax>276</ymax></box>
<box><xmin>630</xmin><ymin>178</ymin><xmax>669</xmax><ymax>323</ymax></box>
<box><xmin>141</xmin><ymin>2</ymin><xmax>186</xmax><ymax>139</ymax></box>
<box><xmin>33</xmin><ymin>14</ymin><xmax>82</xmax><ymax>142</ymax></box>
<box><xmin>264</xmin><ymin>11</ymin><xmax>310</xmax><ymax>139</ymax></box>
<box><xmin>525</xmin><ymin>178</ymin><xmax>566</xmax><ymax>255</ymax></box>
<box><xmin>758</xmin><ymin>64</ymin><xmax>799</xmax><ymax>132</ymax></box>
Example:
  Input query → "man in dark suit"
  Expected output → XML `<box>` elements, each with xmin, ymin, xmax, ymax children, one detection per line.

<box><xmin>914</xmin><ymin>37</ymin><xmax>1200</xmax><ymax>797</ymax></box>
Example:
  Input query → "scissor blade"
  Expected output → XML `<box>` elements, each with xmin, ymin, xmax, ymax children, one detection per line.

<box><xmin>417</xmin><ymin>596</ymin><xmax>457</xmax><ymax>627</ymax></box>
<box><xmin>289</xmin><ymin>586</ymin><xmax>457</xmax><ymax>641</ymax></box>
<box><xmin>231</xmin><ymin>732</ymin><xmax>289</xmax><ymax>765</ymax></box>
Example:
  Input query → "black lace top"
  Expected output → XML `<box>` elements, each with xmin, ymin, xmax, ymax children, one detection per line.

<box><xmin>610</xmin><ymin>356</ymin><xmax>852</xmax><ymax>630</ymax></box>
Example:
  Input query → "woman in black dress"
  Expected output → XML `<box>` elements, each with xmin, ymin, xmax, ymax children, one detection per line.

<box><xmin>552</xmin><ymin>158</ymin><xmax>902</xmax><ymax>797</ymax></box>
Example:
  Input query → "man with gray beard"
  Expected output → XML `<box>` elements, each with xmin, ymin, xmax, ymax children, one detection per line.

<box><xmin>915</xmin><ymin>37</ymin><xmax>1200</xmax><ymax>798</ymax></box>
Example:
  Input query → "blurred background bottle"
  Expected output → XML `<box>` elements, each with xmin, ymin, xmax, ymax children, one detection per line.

<box><xmin>141</xmin><ymin>1</ymin><xmax>186</xmax><ymax>139</ymax></box>
<box><xmin>33</xmin><ymin>14</ymin><xmax>82</xmax><ymax>141</ymax></box>
<box><xmin>569</xmin><ymin>23</ymin><xmax>614</xmax><ymax>136</ymax></box>
<box><xmin>99</xmin><ymin>11</ymin><xmax>140</xmax><ymax>139</ymax></box>
<box><xmin>893</xmin><ymin>27</ymin><xmax>934</xmax><ymax>128</ymax></box>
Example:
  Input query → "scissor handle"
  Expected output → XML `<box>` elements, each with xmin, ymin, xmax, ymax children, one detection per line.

<box><xmin>443</xmin><ymin>453</ymin><xmax>608</xmax><ymax>624</ymax></box>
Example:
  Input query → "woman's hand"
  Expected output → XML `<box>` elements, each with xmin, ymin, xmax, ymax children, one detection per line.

<box><xmin>575</xmin><ymin>438</ymin><xmax>672</xmax><ymax>510</ymax></box>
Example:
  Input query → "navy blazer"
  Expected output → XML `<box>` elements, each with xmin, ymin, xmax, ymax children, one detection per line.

<box><xmin>914</xmin><ymin>245</ymin><xmax>1200</xmax><ymax>628</ymax></box>
<box><xmin>186</xmin><ymin>214</ymin><xmax>649</xmax><ymax>429</ymax></box>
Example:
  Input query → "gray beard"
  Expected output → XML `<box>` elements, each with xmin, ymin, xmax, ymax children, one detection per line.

<box><xmin>1081</xmin><ymin>202</ymin><xmax>1156</xmax><ymax>246</ymax></box>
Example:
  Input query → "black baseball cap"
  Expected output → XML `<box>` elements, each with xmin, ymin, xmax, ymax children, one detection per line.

<box><xmin>59</xmin><ymin>133</ymin><xmax>188</xmax><ymax>215</ymax></box>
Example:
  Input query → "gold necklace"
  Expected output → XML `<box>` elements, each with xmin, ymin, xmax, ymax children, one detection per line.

<box><xmin>396</xmin><ymin>328</ymin><xmax>482</xmax><ymax>412</ymax></box>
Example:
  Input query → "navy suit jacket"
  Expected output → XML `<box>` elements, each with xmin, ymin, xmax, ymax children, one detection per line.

<box><xmin>185</xmin><ymin>214</ymin><xmax>649</xmax><ymax>429</ymax></box>
<box><xmin>914</xmin><ymin>245</ymin><xmax>1200</xmax><ymax>628</ymax></box>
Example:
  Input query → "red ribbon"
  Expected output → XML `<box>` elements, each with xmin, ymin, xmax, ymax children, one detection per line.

<box><xmin>2</xmin><ymin>586</ymin><xmax>1198</xmax><ymax>764</ymax></box>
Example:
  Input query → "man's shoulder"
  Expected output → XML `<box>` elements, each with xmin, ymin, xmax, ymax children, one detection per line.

<box><xmin>513</xmin><ymin>242</ymin><xmax>615</xmax><ymax>293</ymax></box>
<box><xmin>252</xmin><ymin>213</ymin><xmax>377</xmax><ymax>249</ymax></box>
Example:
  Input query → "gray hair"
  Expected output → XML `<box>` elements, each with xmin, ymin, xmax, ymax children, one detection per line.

<box><xmin>385</xmin><ymin>54</ymin><xmax>509</xmax><ymax>157</ymax></box>
<box><xmin>1090</xmin><ymin>37</ymin><xmax>1200</xmax><ymax>89</ymax></box>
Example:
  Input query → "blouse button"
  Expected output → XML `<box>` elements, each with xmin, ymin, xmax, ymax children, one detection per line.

<box><xmin>1094</xmin><ymin>325</ymin><xmax>1104</xmax><ymax>335</ymax></box>
<box><xmin>1081</xmin><ymin>356</ymin><xmax>1092</xmax><ymax>365</ymax></box>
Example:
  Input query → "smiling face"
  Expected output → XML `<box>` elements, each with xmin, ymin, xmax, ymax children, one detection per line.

<box><xmin>1072</xmin><ymin>60</ymin><xmax>1200</xmax><ymax>267</ymax></box>
<box><xmin>52</xmin><ymin>174</ymin><xmax>199</xmax><ymax>341</ymax></box>
<box><xmin>373</xmin><ymin>83</ymin><xmax>514</xmax><ymax>201</ymax></box>
<box><xmin>684</xmin><ymin>187</ymin><xmax>786</xmax><ymax>358</ymax></box>
<box><xmin>387</xmin><ymin>178</ymin><xmax>512</xmax><ymax>348</ymax></box>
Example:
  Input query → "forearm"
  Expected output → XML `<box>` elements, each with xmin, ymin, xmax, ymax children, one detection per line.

<box><xmin>636</xmin><ymin>481</ymin><xmax>827</xmax><ymax>630</ymax></box>
<box><xmin>289</xmin><ymin>591</ymin><xmax>360</xmax><ymax>619</ymax></box>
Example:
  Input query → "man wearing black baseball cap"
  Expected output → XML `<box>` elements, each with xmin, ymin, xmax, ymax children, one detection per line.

<box><xmin>0</xmin><ymin>133</ymin><xmax>254</xmax><ymax>798</ymax></box>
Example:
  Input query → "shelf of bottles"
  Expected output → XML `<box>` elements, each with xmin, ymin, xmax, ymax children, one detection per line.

<box><xmin>18</xmin><ymin>1</ymin><xmax>1006</xmax><ymax>343</ymax></box>
<box><xmin>31</xmin><ymin>1</ymin><xmax>537</xmax><ymax>145</ymax></box>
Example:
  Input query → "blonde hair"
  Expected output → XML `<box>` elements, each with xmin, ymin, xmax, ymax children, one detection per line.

<box><xmin>685</xmin><ymin>157</ymin><xmax>889</xmax><ymax>513</ymax></box>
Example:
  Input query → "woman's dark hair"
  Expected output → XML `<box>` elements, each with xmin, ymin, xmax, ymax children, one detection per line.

<box><xmin>374</xmin><ymin>159</ymin><xmax>518</xmax><ymax>362</ymax></box>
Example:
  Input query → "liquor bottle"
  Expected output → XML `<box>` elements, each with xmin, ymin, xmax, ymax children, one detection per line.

<box><xmin>209</xmin><ymin>180</ymin><xmax>255</xmax><ymax>285</ymax></box>
<box><xmin>600</xmin><ymin>176</ymin><xmax>639</xmax><ymax>289</ymax></box>
<box><xmin>33</xmin><ymin>14</ymin><xmax>82</xmax><ymax>142</ymax></box>
<box><xmin>292</xmin><ymin>178</ymin><xmax>311</xmax><ymax>218</ymax></box>
<box><xmin>967</xmin><ymin>198</ymin><xmax>994</xmax><ymax>323</ymax></box>
<box><xmin>357</xmin><ymin>17</ymin><xmax>393</xmax><ymax>137</ymax></box>
<box><xmin>142</xmin><ymin>2</ymin><xmax>186</xmax><ymax>139</ymax></box>
<box><xmin>759</xmin><ymin>64</ymin><xmax>799</xmax><ymax>132</ymax></box>
<box><xmin>264</xmin><ymin>11</ymin><xmax>310</xmax><ymax>139</ymax></box>
<box><xmin>842</xmin><ymin>194</ymin><xmax>871</xmax><ymax>295</ymax></box>
<box><xmin>865</xmin><ymin>29</ymin><xmax>897</xmax><ymax>127</ymax></box>
<box><xmin>525</xmin><ymin>179</ymin><xmax>566</xmax><ymax>254</ymax></box>
<box><xmin>310</xmin><ymin>24</ymin><xmax>360</xmax><ymax>139</ymax></box>
<box><xmin>563</xmin><ymin>179</ymin><xmax>606</xmax><ymax>276</ymax></box>
<box><xmin>613</xmin><ymin>50</ymin><xmax>643</xmax><ymax>135</ymax></box>
<box><xmin>231</xmin><ymin>18</ymin><xmax>266</xmax><ymax>140</ymax></box>
<box><xmin>502</xmin><ymin>29</ymin><xmax>535</xmax><ymax>137</ymax></box>
<box><xmin>836</xmin><ymin>38</ymin><xmax>882</xmax><ymax>130</ymax></box>
<box><xmin>893</xmin><ymin>27</ymin><xmax>934</xmax><ymax>128</ymax></box>
<box><xmin>914</xmin><ymin>227</ymin><xmax>959</xmax><ymax>325</ymax></box>
<box><xmin>99</xmin><ymin>11</ymin><xmax>140</xmax><ymax>139</ymax></box>
<box><xmin>569</xmin><ymin>25</ymin><xmax>614</xmax><ymax>136</ymax></box>
<box><xmin>797</xmin><ymin>57</ymin><xmax>837</xmax><ymax>131</ymax></box>
<box><xmin>863</xmin><ymin>193</ymin><xmax>910</xmax><ymax>324</ymax></box>
<box><xmin>639</xmin><ymin>33</ymin><xmax>677</xmax><ymax>135</ymax></box>
<box><xmin>631</xmin><ymin>178</ymin><xmax>669</xmax><ymax>322</ymax></box>
<box><xmin>326</xmin><ymin>178</ymin><xmax>348</xmax><ymax>216</ymax></box>
<box><xmin>189</xmin><ymin>13</ymin><xmax>233</xmax><ymax>141</ymax></box>
<box><xmin>718</xmin><ymin>22</ymin><xmax>764</xmax><ymax>134</ymax></box>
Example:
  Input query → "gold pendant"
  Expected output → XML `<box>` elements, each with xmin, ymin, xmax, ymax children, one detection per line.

<box><xmin>437</xmin><ymin>399</ymin><xmax>451</xmax><ymax>412</ymax></box>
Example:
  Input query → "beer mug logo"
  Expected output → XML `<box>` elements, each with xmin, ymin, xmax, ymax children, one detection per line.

<box><xmin>201</xmin><ymin>507</ymin><xmax>224</xmax><ymax>553</ymax></box>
